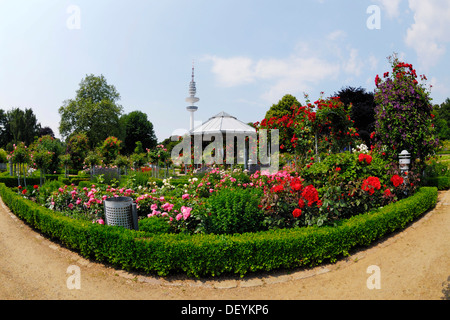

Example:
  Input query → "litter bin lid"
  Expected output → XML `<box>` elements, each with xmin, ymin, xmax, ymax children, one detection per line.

<box><xmin>104</xmin><ymin>196</ymin><xmax>133</xmax><ymax>203</ymax></box>
<box><xmin>104</xmin><ymin>196</ymin><xmax>134</xmax><ymax>209</ymax></box>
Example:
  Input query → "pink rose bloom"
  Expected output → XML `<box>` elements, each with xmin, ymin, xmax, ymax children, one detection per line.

<box><xmin>182</xmin><ymin>193</ymin><xmax>190</xmax><ymax>200</ymax></box>
<box><xmin>68</xmin><ymin>203</ymin><xmax>74</xmax><ymax>210</ymax></box>
<box><xmin>159</xmin><ymin>196</ymin><xmax>165</xmax><ymax>201</ymax></box>
<box><xmin>209</xmin><ymin>189</ymin><xmax>214</xmax><ymax>193</ymax></box>
<box><xmin>162</xmin><ymin>203</ymin><xmax>174</xmax><ymax>212</ymax></box>
<box><xmin>76</xmin><ymin>198</ymin><xmax>81</xmax><ymax>205</ymax></box>
<box><xmin>181</xmin><ymin>206</ymin><xmax>192</xmax><ymax>220</ymax></box>
<box><xmin>150</xmin><ymin>203</ymin><xmax>158</xmax><ymax>211</ymax></box>
<box><xmin>96</xmin><ymin>219</ymin><xmax>104</xmax><ymax>225</ymax></box>
<box><xmin>176</xmin><ymin>213</ymin><xmax>183</xmax><ymax>221</ymax></box>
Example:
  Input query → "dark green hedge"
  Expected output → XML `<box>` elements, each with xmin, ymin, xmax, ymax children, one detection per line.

<box><xmin>0</xmin><ymin>183</ymin><xmax>438</xmax><ymax>278</ymax></box>
<box><xmin>0</xmin><ymin>175</ymin><xmax>91</xmax><ymax>188</ymax></box>
<box><xmin>424</xmin><ymin>176</ymin><xmax>450</xmax><ymax>190</ymax></box>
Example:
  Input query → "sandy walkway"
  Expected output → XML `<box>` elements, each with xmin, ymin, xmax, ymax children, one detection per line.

<box><xmin>0</xmin><ymin>190</ymin><xmax>449</xmax><ymax>301</ymax></box>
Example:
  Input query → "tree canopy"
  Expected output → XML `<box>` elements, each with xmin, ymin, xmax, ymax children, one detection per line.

<box><xmin>59</xmin><ymin>74</ymin><xmax>123</xmax><ymax>148</ymax></box>
<box><xmin>333</xmin><ymin>86</ymin><xmax>375</xmax><ymax>146</ymax></box>
<box><xmin>119</xmin><ymin>110</ymin><xmax>157</xmax><ymax>155</ymax></box>
<box><xmin>433</xmin><ymin>98</ymin><xmax>450</xmax><ymax>141</ymax></box>
<box><xmin>265</xmin><ymin>94</ymin><xmax>301</xmax><ymax>120</ymax></box>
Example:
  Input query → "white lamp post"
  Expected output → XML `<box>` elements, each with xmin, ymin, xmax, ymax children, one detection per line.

<box><xmin>399</xmin><ymin>150</ymin><xmax>410</xmax><ymax>174</ymax></box>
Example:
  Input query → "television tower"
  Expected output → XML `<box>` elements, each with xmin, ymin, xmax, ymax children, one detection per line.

<box><xmin>186</xmin><ymin>62</ymin><xmax>199</xmax><ymax>131</ymax></box>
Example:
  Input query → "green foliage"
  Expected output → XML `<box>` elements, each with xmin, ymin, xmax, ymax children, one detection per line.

<box><xmin>129</xmin><ymin>153</ymin><xmax>146</xmax><ymax>169</ymax></box>
<box><xmin>84</xmin><ymin>150</ymin><xmax>101</xmax><ymax>168</ymax></box>
<box><xmin>0</xmin><ymin>148</ymin><xmax>7</xmax><ymax>163</ymax></box>
<box><xmin>59</xmin><ymin>74</ymin><xmax>123</xmax><ymax>149</ymax></box>
<box><xmin>7</xmin><ymin>108</ymin><xmax>40</xmax><ymax>146</ymax></box>
<box><xmin>333</xmin><ymin>86</ymin><xmax>375</xmax><ymax>146</ymax></box>
<box><xmin>66</xmin><ymin>133</ymin><xmax>90</xmax><ymax>171</ymax></box>
<box><xmin>30</xmin><ymin>135</ymin><xmax>63</xmax><ymax>173</ymax></box>
<box><xmin>265</xmin><ymin>94</ymin><xmax>301</xmax><ymax>120</ymax></box>
<box><xmin>201</xmin><ymin>188</ymin><xmax>265</xmax><ymax>235</ymax></box>
<box><xmin>138</xmin><ymin>216</ymin><xmax>173</xmax><ymax>234</ymax></box>
<box><xmin>120</xmin><ymin>111</ymin><xmax>157</xmax><ymax>155</ymax></box>
<box><xmin>99</xmin><ymin>136</ymin><xmax>122</xmax><ymax>165</ymax></box>
<box><xmin>433</xmin><ymin>99</ymin><xmax>450</xmax><ymax>140</ymax></box>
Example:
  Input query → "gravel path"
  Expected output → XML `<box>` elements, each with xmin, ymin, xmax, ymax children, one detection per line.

<box><xmin>0</xmin><ymin>190</ymin><xmax>449</xmax><ymax>300</ymax></box>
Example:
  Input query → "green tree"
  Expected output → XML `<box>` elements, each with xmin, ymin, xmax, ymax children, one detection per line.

<box><xmin>7</xmin><ymin>108</ymin><xmax>41</xmax><ymax>146</ymax></box>
<box><xmin>265</xmin><ymin>94</ymin><xmax>301</xmax><ymax>120</ymax></box>
<box><xmin>119</xmin><ymin>110</ymin><xmax>157</xmax><ymax>155</ymax></box>
<box><xmin>0</xmin><ymin>109</ymin><xmax>12</xmax><ymax>148</ymax></box>
<box><xmin>59</xmin><ymin>74</ymin><xmax>123</xmax><ymax>149</ymax></box>
<box><xmin>433</xmin><ymin>98</ymin><xmax>450</xmax><ymax>140</ymax></box>
<box><xmin>333</xmin><ymin>86</ymin><xmax>375</xmax><ymax>146</ymax></box>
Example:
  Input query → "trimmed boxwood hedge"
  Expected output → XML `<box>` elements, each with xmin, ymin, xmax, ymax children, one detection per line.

<box><xmin>425</xmin><ymin>176</ymin><xmax>450</xmax><ymax>190</ymax></box>
<box><xmin>0</xmin><ymin>183</ymin><xmax>438</xmax><ymax>278</ymax></box>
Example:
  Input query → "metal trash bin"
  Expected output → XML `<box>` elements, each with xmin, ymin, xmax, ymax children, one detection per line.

<box><xmin>103</xmin><ymin>196</ymin><xmax>138</xmax><ymax>230</ymax></box>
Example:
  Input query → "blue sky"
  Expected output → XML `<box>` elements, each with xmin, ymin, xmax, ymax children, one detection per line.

<box><xmin>1</xmin><ymin>0</ymin><xmax>449</xmax><ymax>142</ymax></box>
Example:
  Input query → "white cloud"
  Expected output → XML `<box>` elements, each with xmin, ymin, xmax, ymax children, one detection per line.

<box><xmin>374</xmin><ymin>0</ymin><xmax>403</xmax><ymax>18</ymax></box>
<box><xmin>327</xmin><ymin>30</ymin><xmax>347</xmax><ymax>41</ymax></box>
<box><xmin>205</xmin><ymin>56</ymin><xmax>256</xmax><ymax>87</ymax></box>
<box><xmin>204</xmin><ymin>43</ymin><xmax>369</xmax><ymax>103</ymax></box>
<box><xmin>343</xmin><ymin>48</ymin><xmax>363</xmax><ymax>76</ymax></box>
<box><xmin>405</xmin><ymin>0</ymin><xmax>450</xmax><ymax>69</ymax></box>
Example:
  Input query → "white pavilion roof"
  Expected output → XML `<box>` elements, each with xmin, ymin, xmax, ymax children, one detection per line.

<box><xmin>190</xmin><ymin>111</ymin><xmax>256</xmax><ymax>135</ymax></box>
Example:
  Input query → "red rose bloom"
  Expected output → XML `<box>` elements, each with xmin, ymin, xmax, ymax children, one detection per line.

<box><xmin>298</xmin><ymin>198</ymin><xmax>305</xmax><ymax>208</ymax></box>
<box><xmin>390</xmin><ymin>174</ymin><xmax>404</xmax><ymax>187</ymax></box>
<box><xmin>302</xmin><ymin>185</ymin><xmax>319</xmax><ymax>206</ymax></box>
<box><xmin>292</xmin><ymin>208</ymin><xmax>302</xmax><ymax>218</ymax></box>
<box><xmin>361</xmin><ymin>176</ymin><xmax>381</xmax><ymax>195</ymax></box>
<box><xmin>358</xmin><ymin>153</ymin><xmax>372</xmax><ymax>164</ymax></box>
<box><xmin>271</xmin><ymin>184</ymin><xmax>284</xmax><ymax>193</ymax></box>
<box><xmin>290</xmin><ymin>177</ymin><xmax>303</xmax><ymax>192</ymax></box>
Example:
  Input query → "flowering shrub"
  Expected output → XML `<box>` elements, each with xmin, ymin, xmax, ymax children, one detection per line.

<box><xmin>18</xmin><ymin>147</ymin><xmax>416</xmax><ymax>234</ymax></box>
<box><xmin>100</xmin><ymin>136</ymin><xmax>122</xmax><ymax>165</ymax></box>
<box><xmin>373</xmin><ymin>56</ymin><xmax>438</xmax><ymax>166</ymax></box>
<box><xmin>254</xmin><ymin>94</ymin><xmax>359</xmax><ymax>167</ymax></box>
